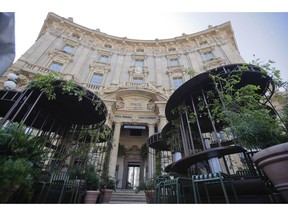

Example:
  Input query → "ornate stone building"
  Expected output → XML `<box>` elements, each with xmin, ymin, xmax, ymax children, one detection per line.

<box><xmin>0</xmin><ymin>12</ymin><xmax>245</xmax><ymax>189</ymax></box>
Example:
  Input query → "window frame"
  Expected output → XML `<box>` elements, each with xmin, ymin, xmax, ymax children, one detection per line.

<box><xmin>173</xmin><ymin>76</ymin><xmax>183</xmax><ymax>88</ymax></box>
<box><xmin>99</xmin><ymin>55</ymin><xmax>109</xmax><ymax>63</ymax></box>
<box><xmin>90</xmin><ymin>73</ymin><xmax>104</xmax><ymax>85</ymax></box>
<box><xmin>203</xmin><ymin>51</ymin><xmax>214</xmax><ymax>61</ymax></box>
<box><xmin>49</xmin><ymin>62</ymin><xmax>63</xmax><ymax>72</ymax></box>
<box><xmin>63</xmin><ymin>44</ymin><xmax>74</xmax><ymax>54</ymax></box>
<box><xmin>135</xmin><ymin>59</ymin><xmax>144</xmax><ymax>67</ymax></box>
<box><xmin>132</xmin><ymin>77</ymin><xmax>144</xmax><ymax>83</ymax></box>
<box><xmin>170</xmin><ymin>58</ymin><xmax>180</xmax><ymax>67</ymax></box>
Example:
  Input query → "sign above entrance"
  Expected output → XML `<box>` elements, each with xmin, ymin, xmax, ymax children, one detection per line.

<box><xmin>124</xmin><ymin>125</ymin><xmax>146</xmax><ymax>130</ymax></box>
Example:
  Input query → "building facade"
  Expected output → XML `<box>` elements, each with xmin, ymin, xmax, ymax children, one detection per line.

<box><xmin>0</xmin><ymin>12</ymin><xmax>245</xmax><ymax>189</ymax></box>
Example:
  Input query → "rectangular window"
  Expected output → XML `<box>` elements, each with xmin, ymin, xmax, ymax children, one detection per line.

<box><xmin>104</xmin><ymin>44</ymin><xmax>112</xmax><ymax>49</ymax></box>
<box><xmin>199</xmin><ymin>41</ymin><xmax>208</xmax><ymax>46</ymax></box>
<box><xmin>63</xmin><ymin>45</ymin><xmax>74</xmax><ymax>53</ymax></box>
<box><xmin>72</xmin><ymin>33</ymin><xmax>80</xmax><ymax>39</ymax></box>
<box><xmin>133</xmin><ymin>77</ymin><xmax>144</xmax><ymax>83</ymax></box>
<box><xmin>91</xmin><ymin>74</ymin><xmax>103</xmax><ymax>85</ymax></box>
<box><xmin>136</xmin><ymin>48</ymin><xmax>144</xmax><ymax>52</ymax></box>
<box><xmin>49</xmin><ymin>62</ymin><xmax>63</xmax><ymax>72</ymax></box>
<box><xmin>135</xmin><ymin>59</ymin><xmax>144</xmax><ymax>67</ymax></box>
<box><xmin>130</xmin><ymin>129</ymin><xmax>142</xmax><ymax>136</ymax></box>
<box><xmin>170</xmin><ymin>59</ymin><xmax>179</xmax><ymax>66</ymax></box>
<box><xmin>173</xmin><ymin>77</ymin><xmax>183</xmax><ymax>88</ymax></box>
<box><xmin>168</xmin><ymin>47</ymin><xmax>176</xmax><ymax>52</ymax></box>
<box><xmin>203</xmin><ymin>51</ymin><xmax>214</xmax><ymax>61</ymax></box>
<box><xmin>99</xmin><ymin>55</ymin><xmax>109</xmax><ymax>63</ymax></box>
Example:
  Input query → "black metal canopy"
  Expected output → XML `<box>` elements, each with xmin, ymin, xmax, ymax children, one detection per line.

<box><xmin>164</xmin><ymin>145</ymin><xmax>246</xmax><ymax>174</ymax></box>
<box><xmin>147</xmin><ymin>132</ymin><xmax>169</xmax><ymax>151</ymax></box>
<box><xmin>0</xmin><ymin>81</ymin><xmax>107</xmax><ymax>132</ymax></box>
<box><xmin>165</xmin><ymin>63</ymin><xmax>274</xmax><ymax>122</ymax></box>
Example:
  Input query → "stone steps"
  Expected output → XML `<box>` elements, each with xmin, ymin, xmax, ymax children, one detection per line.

<box><xmin>109</xmin><ymin>189</ymin><xmax>147</xmax><ymax>204</ymax></box>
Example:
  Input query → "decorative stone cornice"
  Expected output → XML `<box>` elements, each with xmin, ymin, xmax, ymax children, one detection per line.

<box><xmin>203</xmin><ymin>57</ymin><xmax>226</xmax><ymax>70</ymax></box>
<box><xmin>40</xmin><ymin>13</ymin><xmax>239</xmax><ymax>54</ymax></box>
<box><xmin>197</xmin><ymin>45</ymin><xmax>215</xmax><ymax>54</ymax></box>
<box><xmin>89</xmin><ymin>61</ymin><xmax>111</xmax><ymax>73</ymax></box>
<box><xmin>166</xmin><ymin>65</ymin><xmax>185</xmax><ymax>74</ymax></box>
<box><xmin>48</xmin><ymin>49</ymin><xmax>73</xmax><ymax>63</ymax></box>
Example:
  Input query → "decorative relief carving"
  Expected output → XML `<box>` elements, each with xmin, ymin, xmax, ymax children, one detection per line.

<box><xmin>89</xmin><ymin>61</ymin><xmax>111</xmax><ymax>74</ymax></box>
<box><xmin>166</xmin><ymin>65</ymin><xmax>185</xmax><ymax>74</ymax></box>
<box><xmin>48</xmin><ymin>49</ymin><xmax>73</xmax><ymax>63</ymax></box>
<box><xmin>197</xmin><ymin>45</ymin><xmax>215</xmax><ymax>54</ymax></box>
<box><xmin>115</xmin><ymin>96</ymin><xmax>155</xmax><ymax>112</ymax></box>
<box><xmin>116</xmin><ymin>100</ymin><xmax>124</xmax><ymax>109</ymax></box>
<box><xmin>214</xmin><ymin>35</ymin><xmax>228</xmax><ymax>44</ymax></box>
<box><xmin>203</xmin><ymin>57</ymin><xmax>226</xmax><ymax>70</ymax></box>
<box><xmin>147</xmin><ymin>100</ymin><xmax>155</xmax><ymax>111</ymax></box>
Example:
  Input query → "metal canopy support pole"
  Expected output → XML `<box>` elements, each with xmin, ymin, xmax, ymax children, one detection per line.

<box><xmin>191</xmin><ymin>95</ymin><xmax>206</xmax><ymax>151</ymax></box>
<box><xmin>201</xmin><ymin>89</ymin><xmax>221</xmax><ymax>147</ymax></box>
<box><xmin>0</xmin><ymin>90</ymin><xmax>26</xmax><ymax>126</ymax></box>
<box><xmin>179</xmin><ymin>114</ymin><xmax>189</xmax><ymax>157</ymax></box>
<box><xmin>184</xmin><ymin>110</ymin><xmax>195</xmax><ymax>154</ymax></box>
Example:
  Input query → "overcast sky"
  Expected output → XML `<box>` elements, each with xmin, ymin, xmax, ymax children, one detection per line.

<box><xmin>3</xmin><ymin>0</ymin><xmax>288</xmax><ymax>82</ymax></box>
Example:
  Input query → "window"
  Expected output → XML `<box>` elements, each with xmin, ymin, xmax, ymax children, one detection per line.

<box><xmin>72</xmin><ymin>33</ymin><xmax>80</xmax><ymax>39</ymax></box>
<box><xmin>199</xmin><ymin>41</ymin><xmax>208</xmax><ymax>46</ymax></box>
<box><xmin>104</xmin><ymin>44</ymin><xmax>112</xmax><ymax>49</ymax></box>
<box><xmin>133</xmin><ymin>77</ymin><xmax>144</xmax><ymax>83</ymax></box>
<box><xmin>91</xmin><ymin>74</ymin><xmax>103</xmax><ymax>85</ymax></box>
<box><xmin>168</xmin><ymin>47</ymin><xmax>176</xmax><ymax>52</ymax></box>
<box><xmin>170</xmin><ymin>58</ymin><xmax>179</xmax><ymax>66</ymax></box>
<box><xmin>63</xmin><ymin>44</ymin><xmax>74</xmax><ymax>53</ymax></box>
<box><xmin>136</xmin><ymin>48</ymin><xmax>144</xmax><ymax>52</ymax></box>
<box><xmin>203</xmin><ymin>51</ymin><xmax>214</xmax><ymax>61</ymax></box>
<box><xmin>49</xmin><ymin>62</ymin><xmax>63</xmax><ymax>72</ymax></box>
<box><xmin>130</xmin><ymin>129</ymin><xmax>142</xmax><ymax>136</ymax></box>
<box><xmin>135</xmin><ymin>59</ymin><xmax>144</xmax><ymax>67</ymax></box>
<box><xmin>99</xmin><ymin>55</ymin><xmax>109</xmax><ymax>63</ymax></box>
<box><xmin>173</xmin><ymin>77</ymin><xmax>183</xmax><ymax>88</ymax></box>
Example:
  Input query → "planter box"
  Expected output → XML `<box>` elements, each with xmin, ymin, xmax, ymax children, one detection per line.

<box><xmin>85</xmin><ymin>190</ymin><xmax>100</xmax><ymax>204</ymax></box>
<box><xmin>252</xmin><ymin>142</ymin><xmax>288</xmax><ymax>203</ymax></box>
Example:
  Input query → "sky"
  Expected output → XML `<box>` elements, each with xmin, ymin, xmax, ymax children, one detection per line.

<box><xmin>2</xmin><ymin>0</ymin><xmax>288</xmax><ymax>85</ymax></box>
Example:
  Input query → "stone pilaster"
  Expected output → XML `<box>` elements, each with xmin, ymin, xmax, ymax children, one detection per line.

<box><xmin>147</xmin><ymin>123</ymin><xmax>155</xmax><ymax>179</ymax></box>
<box><xmin>108</xmin><ymin>121</ymin><xmax>122</xmax><ymax>177</ymax></box>
<box><xmin>111</xmin><ymin>54</ymin><xmax>124</xmax><ymax>84</ymax></box>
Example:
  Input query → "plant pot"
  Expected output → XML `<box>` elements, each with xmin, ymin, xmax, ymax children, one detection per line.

<box><xmin>84</xmin><ymin>190</ymin><xmax>100</xmax><ymax>204</ymax></box>
<box><xmin>144</xmin><ymin>190</ymin><xmax>155</xmax><ymax>203</ymax></box>
<box><xmin>0</xmin><ymin>187</ymin><xmax>19</xmax><ymax>203</ymax></box>
<box><xmin>101</xmin><ymin>189</ymin><xmax>113</xmax><ymax>203</ymax></box>
<box><xmin>252</xmin><ymin>142</ymin><xmax>288</xmax><ymax>203</ymax></box>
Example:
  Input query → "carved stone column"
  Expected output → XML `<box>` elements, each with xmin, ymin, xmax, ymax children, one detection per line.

<box><xmin>108</xmin><ymin>121</ymin><xmax>122</xmax><ymax>177</ymax></box>
<box><xmin>148</xmin><ymin>123</ymin><xmax>155</xmax><ymax>179</ymax></box>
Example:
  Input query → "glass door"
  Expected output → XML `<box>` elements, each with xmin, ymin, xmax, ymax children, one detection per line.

<box><xmin>127</xmin><ymin>165</ymin><xmax>140</xmax><ymax>189</ymax></box>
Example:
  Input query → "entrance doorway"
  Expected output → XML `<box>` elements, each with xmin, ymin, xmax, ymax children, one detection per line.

<box><xmin>121</xmin><ymin>145</ymin><xmax>144</xmax><ymax>189</ymax></box>
<box><xmin>127</xmin><ymin>163</ymin><xmax>140</xmax><ymax>189</ymax></box>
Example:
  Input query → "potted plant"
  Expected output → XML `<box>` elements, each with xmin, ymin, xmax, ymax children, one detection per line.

<box><xmin>83</xmin><ymin>165</ymin><xmax>100</xmax><ymax>204</ymax></box>
<box><xmin>208</xmin><ymin>60</ymin><xmax>288</xmax><ymax>202</ymax></box>
<box><xmin>0</xmin><ymin>122</ymin><xmax>49</xmax><ymax>203</ymax></box>
<box><xmin>98</xmin><ymin>175</ymin><xmax>116</xmax><ymax>203</ymax></box>
<box><xmin>136</xmin><ymin>178</ymin><xmax>156</xmax><ymax>203</ymax></box>
<box><xmin>252</xmin><ymin>96</ymin><xmax>288</xmax><ymax>202</ymax></box>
